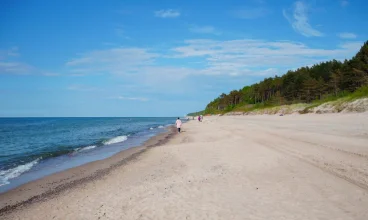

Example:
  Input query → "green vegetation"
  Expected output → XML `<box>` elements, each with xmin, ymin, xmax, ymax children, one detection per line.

<box><xmin>190</xmin><ymin>41</ymin><xmax>368</xmax><ymax>115</ymax></box>
<box><xmin>346</xmin><ymin>85</ymin><xmax>368</xmax><ymax>100</ymax></box>
<box><xmin>187</xmin><ymin>110</ymin><xmax>205</xmax><ymax>117</ymax></box>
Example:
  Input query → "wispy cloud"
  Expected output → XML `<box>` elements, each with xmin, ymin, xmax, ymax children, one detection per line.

<box><xmin>66</xmin><ymin>39</ymin><xmax>363</xmax><ymax>82</ymax></box>
<box><xmin>189</xmin><ymin>25</ymin><xmax>221</xmax><ymax>35</ymax></box>
<box><xmin>0</xmin><ymin>47</ymin><xmax>33</xmax><ymax>75</ymax></box>
<box><xmin>67</xmin><ymin>84</ymin><xmax>101</xmax><ymax>92</ymax></box>
<box><xmin>340</xmin><ymin>0</ymin><xmax>349</xmax><ymax>7</ymax></box>
<box><xmin>154</xmin><ymin>9</ymin><xmax>180</xmax><ymax>18</ymax></box>
<box><xmin>0</xmin><ymin>61</ymin><xmax>33</xmax><ymax>75</ymax></box>
<box><xmin>170</xmin><ymin>39</ymin><xmax>362</xmax><ymax>76</ymax></box>
<box><xmin>61</xmin><ymin>39</ymin><xmax>364</xmax><ymax>102</ymax></box>
<box><xmin>42</xmin><ymin>72</ymin><xmax>60</xmax><ymax>77</ymax></box>
<box><xmin>0</xmin><ymin>47</ymin><xmax>19</xmax><ymax>59</ymax></box>
<box><xmin>283</xmin><ymin>1</ymin><xmax>323</xmax><ymax>37</ymax></box>
<box><xmin>0</xmin><ymin>47</ymin><xmax>59</xmax><ymax>76</ymax></box>
<box><xmin>113</xmin><ymin>96</ymin><xmax>148</xmax><ymax>101</ymax></box>
<box><xmin>338</xmin><ymin>32</ymin><xmax>357</xmax><ymax>39</ymax></box>
<box><xmin>65</xmin><ymin>48</ymin><xmax>187</xmax><ymax>91</ymax></box>
<box><xmin>66</xmin><ymin>48</ymin><xmax>158</xmax><ymax>76</ymax></box>
<box><xmin>232</xmin><ymin>8</ymin><xmax>270</xmax><ymax>19</ymax></box>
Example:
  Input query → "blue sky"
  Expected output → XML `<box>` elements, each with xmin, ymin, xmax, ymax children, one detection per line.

<box><xmin>0</xmin><ymin>0</ymin><xmax>367</xmax><ymax>117</ymax></box>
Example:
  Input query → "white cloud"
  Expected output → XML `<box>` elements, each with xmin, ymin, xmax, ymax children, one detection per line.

<box><xmin>338</xmin><ymin>32</ymin><xmax>357</xmax><ymax>39</ymax></box>
<box><xmin>65</xmin><ymin>47</ymin><xmax>192</xmax><ymax>93</ymax></box>
<box><xmin>170</xmin><ymin>39</ymin><xmax>362</xmax><ymax>76</ymax></box>
<box><xmin>66</xmin><ymin>39</ymin><xmax>363</xmax><ymax>83</ymax></box>
<box><xmin>189</xmin><ymin>25</ymin><xmax>221</xmax><ymax>35</ymax></box>
<box><xmin>63</xmin><ymin>39</ymin><xmax>364</xmax><ymax>97</ymax></box>
<box><xmin>283</xmin><ymin>1</ymin><xmax>323</xmax><ymax>37</ymax></box>
<box><xmin>154</xmin><ymin>9</ymin><xmax>180</xmax><ymax>18</ymax></box>
<box><xmin>114</xmin><ymin>96</ymin><xmax>148</xmax><ymax>101</ymax></box>
<box><xmin>340</xmin><ymin>0</ymin><xmax>349</xmax><ymax>7</ymax></box>
<box><xmin>232</xmin><ymin>8</ymin><xmax>270</xmax><ymax>19</ymax></box>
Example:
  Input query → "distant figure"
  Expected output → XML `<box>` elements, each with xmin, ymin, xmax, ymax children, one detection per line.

<box><xmin>200</xmin><ymin>115</ymin><xmax>203</xmax><ymax>122</ymax></box>
<box><xmin>175</xmin><ymin>117</ymin><xmax>182</xmax><ymax>133</ymax></box>
<box><xmin>198</xmin><ymin>115</ymin><xmax>201</xmax><ymax>122</ymax></box>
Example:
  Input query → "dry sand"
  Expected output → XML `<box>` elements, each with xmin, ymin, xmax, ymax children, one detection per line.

<box><xmin>1</xmin><ymin>113</ymin><xmax>368</xmax><ymax>220</ymax></box>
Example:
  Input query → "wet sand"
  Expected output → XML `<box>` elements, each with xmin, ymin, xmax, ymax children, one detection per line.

<box><xmin>1</xmin><ymin>114</ymin><xmax>368</xmax><ymax>219</ymax></box>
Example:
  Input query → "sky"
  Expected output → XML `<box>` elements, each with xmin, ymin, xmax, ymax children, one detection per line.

<box><xmin>0</xmin><ymin>0</ymin><xmax>367</xmax><ymax>117</ymax></box>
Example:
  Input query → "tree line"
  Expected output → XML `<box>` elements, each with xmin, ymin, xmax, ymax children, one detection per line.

<box><xmin>204</xmin><ymin>41</ymin><xmax>368</xmax><ymax>114</ymax></box>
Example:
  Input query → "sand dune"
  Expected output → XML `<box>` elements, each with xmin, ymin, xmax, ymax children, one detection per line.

<box><xmin>2</xmin><ymin>113</ymin><xmax>368</xmax><ymax>220</ymax></box>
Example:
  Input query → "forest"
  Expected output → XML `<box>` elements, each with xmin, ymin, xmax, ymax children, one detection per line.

<box><xmin>200</xmin><ymin>41</ymin><xmax>368</xmax><ymax>115</ymax></box>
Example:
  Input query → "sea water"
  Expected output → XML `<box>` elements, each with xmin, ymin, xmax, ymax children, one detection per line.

<box><xmin>0</xmin><ymin>117</ymin><xmax>177</xmax><ymax>192</ymax></box>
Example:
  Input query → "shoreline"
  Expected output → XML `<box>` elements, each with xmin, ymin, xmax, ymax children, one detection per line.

<box><xmin>0</xmin><ymin>126</ymin><xmax>176</xmax><ymax>214</ymax></box>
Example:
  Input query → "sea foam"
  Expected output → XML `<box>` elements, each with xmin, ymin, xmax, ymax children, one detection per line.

<box><xmin>77</xmin><ymin>145</ymin><xmax>97</xmax><ymax>152</ymax></box>
<box><xmin>0</xmin><ymin>158</ymin><xmax>41</xmax><ymax>186</ymax></box>
<box><xmin>103</xmin><ymin>136</ymin><xmax>128</xmax><ymax>145</ymax></box>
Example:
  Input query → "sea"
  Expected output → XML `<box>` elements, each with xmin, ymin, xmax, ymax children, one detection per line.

<box><xmin>0</xmin><ymin>117</ymin><xmax>178</xmax><ymax>193</ymax></box>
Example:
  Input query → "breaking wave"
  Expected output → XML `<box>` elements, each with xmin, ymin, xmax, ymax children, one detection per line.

<box><xmin>74</xmin><ymin>145</ymin><xmax>97</xmax><ymax>153</ymax></box>
<box><xmin>103</xmin><ymin>136</ymin><xmax>128</xmax><ymax>145</ymax></box>
<box><xmin>0</xmin><ymin>158</ymin><xmax>41</xmax><ymax>186</ymax></box>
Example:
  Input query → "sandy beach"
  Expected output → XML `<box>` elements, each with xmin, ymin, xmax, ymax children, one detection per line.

<box><xmin>1</xmin><ymin>114</ymin><xmax>368</xmax><ymax>219</ymax></box>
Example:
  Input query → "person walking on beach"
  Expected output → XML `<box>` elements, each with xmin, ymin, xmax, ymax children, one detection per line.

<box><xmin>176</xmin><ymin>117</ymin><xmax>182</xmax><ymax>133</ymax></box>
<box><xmin>198</xmin><ymin>115</ymin><xmax>201</xmax><ymax>122</ymax></box>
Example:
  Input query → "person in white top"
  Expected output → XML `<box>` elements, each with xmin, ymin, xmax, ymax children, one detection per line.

<box><xmin>175</xmin><ymin>117</ymin><xmax>182</xmax><ymax>133</ymax></box>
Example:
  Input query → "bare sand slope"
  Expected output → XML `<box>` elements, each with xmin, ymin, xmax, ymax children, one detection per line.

<box><xmin>2</xmin><ymin>114</ymin><xmax>368</xmax><ymax>220</ymax></box>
